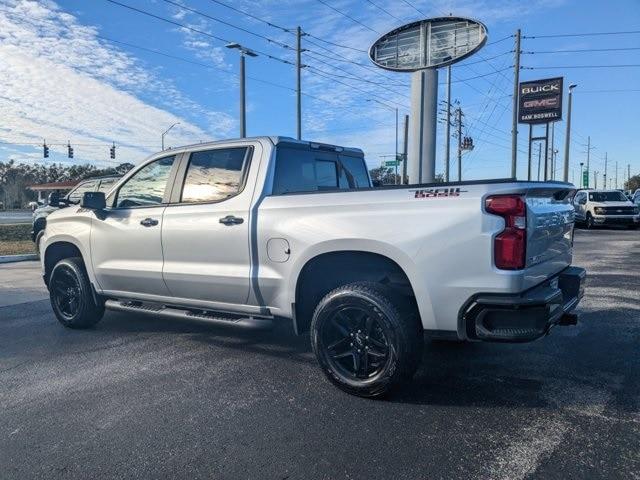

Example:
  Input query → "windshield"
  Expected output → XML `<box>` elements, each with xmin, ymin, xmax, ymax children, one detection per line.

<box><xmin>66</xmin><ymin>180</ymin><xmax>98</xmax><ymax>204</ymax></box>
<box><xmin>588</xmin><ymin>191</ymin><xmax>627</xmax><ymax>202</ymax></box>
<box><xmin>97</xmin><ymin>178</ymin><xmax>118</xmax><ymax>193</ymax></box>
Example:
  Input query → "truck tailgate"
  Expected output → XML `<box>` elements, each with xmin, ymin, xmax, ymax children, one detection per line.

<box><xmin>524</xmin><ymin>186</ymin><xmax>575</xmax><ymax>287</ymax></box>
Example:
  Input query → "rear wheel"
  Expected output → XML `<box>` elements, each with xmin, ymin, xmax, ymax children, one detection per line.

<box><xmin>49</xmin><ymin>257</ymin><xmax>104</xmax><ymax>329</ymax></box>
<box><xmin>310</xmin><ymin>282</ymin><xmax>423</xmax><ymax>398</ymax></box>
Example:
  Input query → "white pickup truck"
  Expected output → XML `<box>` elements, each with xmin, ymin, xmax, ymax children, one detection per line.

<box><xmin>40</xmin><ymin>136</ymin><xmax>585</xmax><ymax>397</ymax></box>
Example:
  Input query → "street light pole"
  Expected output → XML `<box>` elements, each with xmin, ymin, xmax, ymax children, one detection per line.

<box><xmin>226</xmin><ymin>43</ymin><xmax>258</xmax><ymax>138</ymax></box>
<box><xmin>563</xmin><ymin>84</ymin><xmax>577</xmax><ymax>182</ymax></box>
<box><xmin>161</xmin><ymin>122</ymin><xmax>180</xmax><ymax>151</ymax></box>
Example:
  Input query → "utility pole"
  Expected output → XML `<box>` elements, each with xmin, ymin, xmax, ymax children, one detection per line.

<box><xmin>545</xmin><ymin>122</ymin><xmax>556</xmax><ymax>180</ymax></box>
<box><xmin>395</xmin><ymin>107</ymin><xmax>399</xmax><ymax>185</ymax></box>
<box><xmin>603</xmin><ymin>152</ymin><xmax>607</xmax><ymax>188</ymax></box>
<box><xmin>586</xmin><ymin>135</ymin><xmax>591</xmax><ymax>188</ymax></box>
<box><xmin>629</xmin><ymin>164</ymin><xmax>632</xmax><ymax>190</ymax></box>
<box><xmin>444</xmin><ymin>65</ymin><xmax>452</xmax><ymax>182</ymax></box>
<box><xmin>296</xmin><ymin>26</ymin><xmax>304</xmax><ymax>140</ymax></box>
<box><xmin>594</xmin><ymin>170</ymin><xmax>599</xmax><ymax>189</ymax></box>
<box><xmin>616</xmin><ymin>161</ymin><xmax>618</xmax><ymax>189</ymax></box>
<box><xmin>402</xmin><ymin>115</ymin><xmax>409</xmax><ymax>184</ymax></box>
<box><xmin>511</xmin><ymin>29</ymin><xmax>521</xmax><ymax>179</ymax></box>
<box><xmin>563</xmin><ymin>84</ymin><xmax>577</xmax><ymax>182</ymax></box>
<box><xmin>537</xmin><ymin>143</ymin><xmax>542</xmax><ymax>181</ymax></box>
<box><xmin>456</xmin><ymin>107</ymin><xmax>463</xmax><ymax>181</ymax></box>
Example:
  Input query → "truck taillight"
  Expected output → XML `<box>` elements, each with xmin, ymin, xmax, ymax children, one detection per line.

<box><xmin>485</xmin><ymin>195</ymin><xmax>526</xmax><ymax>270</ymax></box>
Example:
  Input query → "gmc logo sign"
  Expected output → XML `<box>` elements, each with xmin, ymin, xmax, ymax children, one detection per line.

<box><xmin>523</xmin><ymin>97</ymin><xmax>559</xmax><ymax>108</ymax></box>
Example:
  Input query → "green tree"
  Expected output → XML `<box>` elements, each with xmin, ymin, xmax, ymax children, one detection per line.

<box><xmin>624</xmin><ymin>174</ymin><xmax>640</xmax><ymax>193</ymax></box>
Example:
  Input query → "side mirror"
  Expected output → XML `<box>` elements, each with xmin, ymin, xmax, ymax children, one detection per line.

<box><xmin>81</xmin><ymin>191</ymin><xmax>106</xmax><ymax>210</ymax></box>
<box><xmin>580</xmin><ymin>198</ymin><xmax>587</xmax><ymax>205</ymax></box>
<box><xmin>48</xmin><ymin>191</ymin><xmax>61</xmax><ymax>207</ymax></box>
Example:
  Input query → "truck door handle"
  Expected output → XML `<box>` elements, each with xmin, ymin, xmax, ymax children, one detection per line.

<box><xmin>219</xmin><ymin>215</ymin><xmax>244</xmax><ymax>226</ymax></box>
<box><xmin>140</xmin><ymin>218</ymin><xmax>159</xmax><ymax>227</ymax></box>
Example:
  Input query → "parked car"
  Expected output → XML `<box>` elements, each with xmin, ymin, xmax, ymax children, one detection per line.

<box><xmin>31</xmin><ymin>175</ymin><xmax>120</xmax><ymax>254</ymax></box>
<box><xmin>40</xmin><ymin>137</ymin><xmax>585</xmax><ymax>397</ymax></box>
<box><xmin>573</xmin><ymin>189</ymin><xmax>640</xmax><ymax>229</ymax></box>
<box><xmin>632</xmin><ymin>189</ymin><xmax>640</xmax><ymax>203</ymax></box>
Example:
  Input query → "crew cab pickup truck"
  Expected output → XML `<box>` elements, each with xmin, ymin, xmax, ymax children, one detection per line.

<box><xmin>40</xmin><ymin>136</ymin><xmax>585</xmax><ymax>397</ymax></box>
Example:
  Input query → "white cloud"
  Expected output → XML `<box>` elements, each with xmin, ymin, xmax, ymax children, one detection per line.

<box><xmin>0</xmin><ymin>0</ymin><xmax>234</xmax><ymax>166</ymax></box>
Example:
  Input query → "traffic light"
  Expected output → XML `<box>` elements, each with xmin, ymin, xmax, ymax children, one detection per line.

<box><xmin>67</xmin><ymin>142</ymin><xmax>74</xmax><ymax>159</ymax></box>
<box><xmin>110</xmin><ymin>143</ymin><xmax>116</xmax><ymax>159</ymax></box>
<box><xmin>43</xmin><ymin>142</ymin><xmax>49</xmax><ymax>158</ymax></box>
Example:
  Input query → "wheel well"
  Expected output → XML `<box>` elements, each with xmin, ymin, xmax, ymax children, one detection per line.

<box><xmin>44</xmin><ymin>242</ymin><xmax>83</xmax><ymax>286</ymax></box>
<box><xmin>294</xmin><ymin>251</ymin><xmax>418</xmax><ymax>334</ymax></box>
<box><xmin>33</xmin><ymin>217</ymin><xmax>46</xmax><ymax>235</ymax></box>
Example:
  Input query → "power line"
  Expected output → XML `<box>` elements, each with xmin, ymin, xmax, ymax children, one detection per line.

<box><xmin>577</xmin><ymin>89</ymin><xmax>640</xmax><ymax>94</ymax></box>
<box><xmin>315</xmin><ymin>0</ymin><xmax>382</xmax><ymax>34</ymax></box>
<box><xmin>485</xmin><ymin>34</ymin><xmax>514</xmax><ymax>46</ymax></box>
<box><xmin>161</xmin><ymin>0</ymin><xmax>294</xmax><ymax>50</ymax></box>
<box><xmin>523</xmin><ymin>30</ymin><xmax>640</xmax><ymax>39</ymax></box>
<box><xmin>95</xmin><ymin>35</ymin><xmax>403</xmax><ymax>115</ymax></box>
<box><xmin>523</xmin><ymin>64</ymin><xmax>640</xmax><ymax>69</ymax></box>
<box><xmin>304</xmin><ymin>33</ymin><xmax>368</xmax><ymax>53</ymax></box>
<box><xmin>524</xmin><ymin>47</ymin><xmax>640</xmax><ymax>54</ymax></box>
<box><xmin>457</xmin><ymin>50</ymin><xmax>512</xmax><ymax>66</ymax></box>
<box><xmin>398</xmin><ymin>0</ymin><xmax>427</xmax><ymax>17</ymax></box>
<box><xmin>309</xmin><ymin>69</ymin><xmax>408</xmax><ymax>110</ymax></box>
<box><xmin>103</xmin><ymin>0</ymin><xmax>295</xmax><ymax>66</ymax></box>
<box><xmin>364</xmin><ymin>0</ymin><xmax>403</xmax><ymax>22</ymax></box>
<box><xmin>206</xmin><ymin>0</ymin><xmax>291</xmax><ymax>33</ymax></box>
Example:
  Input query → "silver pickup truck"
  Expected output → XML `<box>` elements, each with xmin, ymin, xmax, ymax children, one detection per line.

<box><xmin>40</xmin><ymin>136</ymin><xmax>585</xmax><ymax>397</ymax></box>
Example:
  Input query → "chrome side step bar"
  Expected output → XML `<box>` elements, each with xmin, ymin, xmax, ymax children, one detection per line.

<box><xmin>104</xmin><ymin>299</ymin><xmax>274</xmax><ymax>330</ymax></box>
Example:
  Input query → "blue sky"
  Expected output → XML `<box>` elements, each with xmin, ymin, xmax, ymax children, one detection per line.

<box><xmin>1</xmin><ymin>0</ymin><xmax>639</xmax><ymax>185</ymax></box>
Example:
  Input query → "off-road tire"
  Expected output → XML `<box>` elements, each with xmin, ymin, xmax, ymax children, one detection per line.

<box><xmin>310</xmin><ymin>282</ymin><xmax>423</xmax><ymax>398</ymax></box>
<box><xmin>49</xmin><ymin>257</ymin><xmax>104</xmax><ymax>329</ymax></box>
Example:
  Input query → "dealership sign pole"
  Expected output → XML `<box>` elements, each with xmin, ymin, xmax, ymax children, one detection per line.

<box><xmin>369</xmin><ymin>17</ymin><xmax>487</xmax><ymax>184</ymax></box>
<box><xmin>518</xmin><ymin>77</ymin><xmax>564</xmax><ymax>181</ymax></box>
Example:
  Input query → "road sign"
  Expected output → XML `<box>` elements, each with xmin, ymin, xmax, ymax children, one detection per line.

<box><xmin>384</xmin><ymin>160</ymin><xmax>400</xmax><ymax>167</ymax></box>
<box><xmin>583</xmin><ymin>170</ymin><xmax>589</xmax><ymax>188</ymax></box>
<box><xmin>518</xmin><ymin>77</ymin><xmax>564</xmax><ymax>124</ymax></box>
<box><xmin>369</xmin><ymin>17</ymin><xmax>488</xmax><ymax>72</ymax></box>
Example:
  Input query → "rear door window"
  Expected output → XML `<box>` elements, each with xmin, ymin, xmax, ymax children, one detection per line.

<box><xmin>180</xmin><ymin>147</ymin><xmax>250</xmax><ymax>203</ymax></box>
<box><xmin>273</xmin><ymin>147</ymin><xmax>368</xmax><ymax>194</ymax></box>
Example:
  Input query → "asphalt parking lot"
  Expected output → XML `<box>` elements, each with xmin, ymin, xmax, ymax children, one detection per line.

<box><xmin>1</xmin><ymin>229</ymin><xmax>638</xmax><ymax>480</ymax></box>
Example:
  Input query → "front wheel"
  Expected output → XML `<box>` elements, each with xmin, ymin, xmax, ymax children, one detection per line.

<box><xmin>585</xmin><ymin>213</ymin><xmax>594</xmax><ymax>229</ymax></box>
<box><xmin>49</xmin><ymin>257</ymin><xmax>104</xmax><ymax>329</ymax></box>
<box><xmin>310</xmin><ymin>282</ymin><xmax>423</xmax><ymax>398</ymax></box>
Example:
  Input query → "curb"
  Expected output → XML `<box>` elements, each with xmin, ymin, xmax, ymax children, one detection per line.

<box><xmin>0</xmin><ymin>254</ymin><xmax>39</xmax><ymax>264</ymax></box>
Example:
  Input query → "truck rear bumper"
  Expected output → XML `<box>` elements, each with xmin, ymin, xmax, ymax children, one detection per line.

<box><xmin>458</xmin><ymin>266</ymin><xmax>586</xmax><ymax>343</ymax></box>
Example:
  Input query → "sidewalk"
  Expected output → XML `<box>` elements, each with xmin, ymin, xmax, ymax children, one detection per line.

<box><xmin>0</xmin><ymin>260</ymin><xmax>48</xmax><ymax>307</ymax></box>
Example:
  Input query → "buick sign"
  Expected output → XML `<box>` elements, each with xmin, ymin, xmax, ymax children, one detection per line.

<box><xmin>518</xmin><ymin>77</ymin><xmax>563</xmax><ymax>124</ymax></box>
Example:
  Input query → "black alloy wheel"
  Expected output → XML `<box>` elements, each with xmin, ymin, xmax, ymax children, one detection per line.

<box><xmin>320</xmin><ymin>306</ymin><xmax>390</xmax><ymax>381</ymax></box>
<box><xmin>49</xmin><ymin>257</ymin><xmax>105</xmax><ymax>329</ymax></box>
<box><xmin>311</xmin><ymin>282</ymin><xmax>423</xmax><ymax>398</ymax></box>
<box><xmin>51</xmin><ymin>265</ymin><xmax>82</xmax><ymax>320</ymax></box>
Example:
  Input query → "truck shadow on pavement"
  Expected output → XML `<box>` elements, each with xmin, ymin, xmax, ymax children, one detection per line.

<box><xmin>98</xmin><ymin>298</ymin><xmax>639</xmax><ymax>411</ymax></box>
